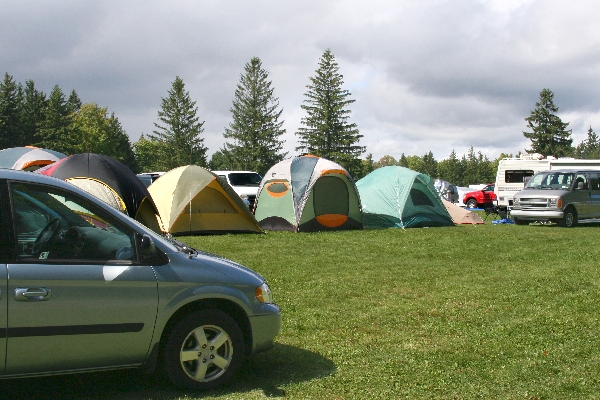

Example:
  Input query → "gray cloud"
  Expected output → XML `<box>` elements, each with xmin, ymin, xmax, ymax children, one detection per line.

<box><xmin>2</xmin><ymin>0</ymin><xmax>600</xmax><ymax>164</ymax></box>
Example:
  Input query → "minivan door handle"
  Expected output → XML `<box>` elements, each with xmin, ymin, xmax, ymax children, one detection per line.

<box><xmin>14</xmin><ymin>287</ymin><xmax>52</xmax><ymax>301</ymax></box>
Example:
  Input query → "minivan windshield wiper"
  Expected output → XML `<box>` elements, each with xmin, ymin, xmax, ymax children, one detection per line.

<box><xmin>162</xmin><ymin>234</ymin><xmax>198</xmax><ymax>257</ymax></box>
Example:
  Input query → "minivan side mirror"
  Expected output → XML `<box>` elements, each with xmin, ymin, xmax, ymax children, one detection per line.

<box><xmin>138</xmin><ymin>233</ymin><xmax>169</xmax><ymax>265</ymax></box>
<box><xmin>140</xmin><ymin>234</ymin><xmax>155</xmax><ymax>256</ymax></box>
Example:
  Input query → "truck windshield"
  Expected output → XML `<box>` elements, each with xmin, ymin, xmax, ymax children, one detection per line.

<box><xmin>525</xmin><ymin>172</ymin><xmax>574</xmax><ymax>190</ymax></box>
<box><xmin>228</xmin><ymin>173</ymin><xmax>262</xmax><ymax>186</ymax></box>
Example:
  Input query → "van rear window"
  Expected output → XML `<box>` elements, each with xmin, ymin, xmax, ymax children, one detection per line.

<box><xmin>505</xmin><ymin>170</ymin><xmax>534</xmax><ymax>183</ymax></box>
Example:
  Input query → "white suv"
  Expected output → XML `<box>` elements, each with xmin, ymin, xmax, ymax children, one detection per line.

<box><xmin>212</xmin><ymin>171</ymin><xmax>262</xmax><ymax>210</ymax></box>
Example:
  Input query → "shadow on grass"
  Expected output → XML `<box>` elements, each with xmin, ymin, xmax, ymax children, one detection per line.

<box><xmin>0</xmin><ymin>343</ymin><xmax>335</xmax><ymax>399</ymax></box>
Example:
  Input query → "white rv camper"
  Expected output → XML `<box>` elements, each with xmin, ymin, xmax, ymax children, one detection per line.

<box><xmin>495</xmin><ymin>154</ymin><xmax>600</xmax><ymax>212</ymax></box>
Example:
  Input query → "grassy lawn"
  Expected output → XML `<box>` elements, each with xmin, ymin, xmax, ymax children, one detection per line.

<box><xmin>4</xmin><ymin>221</ymin><xmax>600</xmax><ymax>399</ymax></box>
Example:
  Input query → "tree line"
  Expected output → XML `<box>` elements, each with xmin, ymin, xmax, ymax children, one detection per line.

<box><xmin>1</xmin><ymin>50</ymin><xmax>597</xmax><ymax>186</ymax></box>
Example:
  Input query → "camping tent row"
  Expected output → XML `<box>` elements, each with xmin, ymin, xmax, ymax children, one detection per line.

<box><xmin>40</xmin><ymin>157</ymin><xmax>263</xmax><ymax>235</ymax></box>
<box><xmin>29</xmin><ymin>153</ymin><xmax>261</xmax><ymax>235</ymax></box>
<box><xmin>3</xmin><ymin>148</ymin><xmax>479</xmax><ymax>232</ymax></box>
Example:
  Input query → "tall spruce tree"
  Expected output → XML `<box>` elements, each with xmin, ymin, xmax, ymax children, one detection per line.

<box><xmin>36</xmin><ymin>85</ymin><xmax>76</xmax><ymax>154</ymax></box>
<box><xmin>149</xmin><ymin>77</ymin><xmax>207</xmax><ymax>169</ymax></box>
<box><xmin>20</xmin><ymin>80</ymin><xmax>47</xmax><ymax>147</ymax></box>
<box><xmin>222</xmin><ymin>57</ymin><xmax>287</xmax><ymax>176</ymax></box>
<box><xmin>575</xmin><ymin>126</ymin><xmax>600</xmax><ymax>159</ymax></box>
<box><xmin>357</xmin><ymin>153</ymin><xmax>375</xmax><ymax>180</ymax></box>
<box><xmin>437</xmin><ymin>150</ymin><xmax>463</xmax><ymax>184</ymax></box>
<box><xmin>0</xmin><ymin>73</ymin><xmax>21</xmax><ymax>148</ymax></box>
<box><xmin>107</xmin><ymin>112</ymin><xmax>137</xmax><ymax>171</ymax></box>
<box><xmin>66</xmin><ymin>90</ymin><xmax>82</xmax><ymax>114</ymax></box>
<box><xmin>295</xmin><ymin>49</ymin><xmax>364</xmax><ymax>176</ymax></box>
<box><xmin>523</xmin><ymin>88</ymin><xmax>573</xmax><ymax>157</ymax></box>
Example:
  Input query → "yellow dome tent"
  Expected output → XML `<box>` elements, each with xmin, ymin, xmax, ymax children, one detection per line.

<box><xmin>148</xmin><ymin>165</ymin><xmax>263</xmax><ymax>235</ymax></box>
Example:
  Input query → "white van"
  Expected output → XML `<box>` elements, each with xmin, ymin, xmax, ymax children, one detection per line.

<box><xmin>494</xmin><ymin>154</ymin><xmax>600</xmax><ymax>213</ymax></box>
<box><xmin>212</xmin><ymin>170</ymin><xmax>262</xmax><ymax>210</ymax></box>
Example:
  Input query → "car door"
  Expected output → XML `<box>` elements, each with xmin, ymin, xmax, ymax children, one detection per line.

<box><xmin>588</xmin><ymin>172</ymin><xmax>600</xmax><ymax>218</ymax></box>
<box><xmin>572</xmin><ymin>172</ymin><xmax>592</xmax><ymax>218</ymax></box>
<box><xmin>5</xmin><ymin>181</ymin><xmax>158</xmax><ymax>375</ymax></box>
<box><xmin>0</xmin><ymin>181</ymin><xmax>10</xmax><ymax>374</ymax></box>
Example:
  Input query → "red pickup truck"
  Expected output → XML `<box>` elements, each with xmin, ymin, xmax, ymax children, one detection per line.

<box><xmin>463</xmin><ymin>184</ymin><xmax>496</xmax><ymax>209</ymax></box>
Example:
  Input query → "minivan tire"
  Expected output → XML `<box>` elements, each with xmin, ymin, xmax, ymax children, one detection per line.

<box><xmin>558</xmin><ymin>206</ymin><xmax>577</xmax><ymax>228</ymax></box>
<box><xmin>163</xmin><ymin>309</ymin><xmax>245</xmax><ymax>390</ymax></box>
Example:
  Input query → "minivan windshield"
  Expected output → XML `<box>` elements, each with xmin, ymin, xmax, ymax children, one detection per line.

<box><xmin>525</xmin><ymin>172</ymin><xmax>574</xmax><ymax>190</ymax></box>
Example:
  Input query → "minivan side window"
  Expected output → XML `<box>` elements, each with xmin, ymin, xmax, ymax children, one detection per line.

<box><xmin>574</xmin><ymin>173</ymin><xmax>588</xmax><ymax>190</ymax></box>
<box><xmin>590</xmin><ymin>173</ymin><xmax>600</xmax><ymax>190</ymax></box>
<box><xmin>10</xmin><ymin>182</ymin><xmax>136</xmax><ymax>263</ymax></box>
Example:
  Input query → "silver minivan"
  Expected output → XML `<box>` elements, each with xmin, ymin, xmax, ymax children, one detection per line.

<box><xmin>511</xmin><ymin>169</ymin><xmax>600</xmax><ymax>227</ymax></box>
<box><xmin>0</xmin><ymin>169</ymin><xmax>281</xmax><ymax>390</ymax></box>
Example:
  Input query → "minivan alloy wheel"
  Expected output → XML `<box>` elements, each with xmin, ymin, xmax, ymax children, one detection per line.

<box><xmin>180</xmin><ymin>324</ymin><xmax>233</xmax><ymax>381</ymax></box>
<box><xmin>164</xmin><ymin>310</ymin><xmax>244</xmax><ymax>390</ymax></box>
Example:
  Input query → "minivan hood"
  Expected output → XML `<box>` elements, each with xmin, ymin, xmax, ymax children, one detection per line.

<box><xmin>182</xmin><ymin>249</ymin><xmax>264</xmax><ymax>285</ymax></box>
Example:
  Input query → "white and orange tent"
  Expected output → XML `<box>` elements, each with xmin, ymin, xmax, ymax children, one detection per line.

<box><xmin>254</xmin><ymin>155</ymin><xmax>363</xmax><ymax>232</ymax></box>
<box><xmin>0</xmin><ymin>146</ymin><xmax>66</xmax><ymax>171</ymax></box>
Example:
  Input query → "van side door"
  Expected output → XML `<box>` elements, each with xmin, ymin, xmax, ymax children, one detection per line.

<box><xmin>572</xmin><ymin>172</ymin><xmax>592</xmax><ymax>218</ymax></box>
<box><xmin>588</xmin><ymin>172</ymin><xmax>600</xmax><ymax>218</ymax></box>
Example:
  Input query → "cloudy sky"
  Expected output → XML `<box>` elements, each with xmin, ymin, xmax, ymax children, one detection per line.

<box><xmin>3</xmin><ymin>0</ymin><xmax>600</xmax><ymax>162</ymax></box>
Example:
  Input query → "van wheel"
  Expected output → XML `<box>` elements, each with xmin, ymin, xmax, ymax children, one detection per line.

<box><xmin>558</xmin><ymin>207</ymin><xmax>577</xmax><ymax>228</ymax></box>
<box><xmin>466</xmin><ymin>199</ymin><xmax>478</xmax><ymax>209</ymax></box>
<box><xmin>163</xmin><ymin>310</ymin><xmax>244</xmax><ymax>390</ymax></box>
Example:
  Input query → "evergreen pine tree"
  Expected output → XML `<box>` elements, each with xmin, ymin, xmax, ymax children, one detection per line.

<box><xmin>421</xmin><ymin>151</ymin><xmax>438</xmax><ymax>178</ymax></box>
<box><xmin>66</xmin><ymin>90</ymin><xmax>82</xmax><ymax>113</ymax></box>
<box><xmin>296</xmin><ymin>49</ymin><xmax>364</xmax><ymax>176</ymax></box>
<box><xmin>523</xmin><ymin>88</ymin><xmax>573</xmax><ymax>157</ymax></box>
<box><xmin>107</xmin><ymin>112</ymin><xmax>137</xmax><ymax>171</ymax></box>
<box><xmin>223</xmin><ymin>57</ymin><xmax>287</xmax><ymax>176</ymax></box>
<box><xmin>20</xmin><ymin>80</ymin><xmax>47</xmax><ymax>147</ymax></box>
<box><xmin>356</xmin><ymin>153</ymin><xmax>375</xmax><ymax>179</ymax></box>
<box><xmin>397</xmin><ymin>153</ymin><xmax>409</xmax><ymax>168</ymax></box>
<box><xmin>575</xmin><ymin>126</ymin><xmax>599</xmax><ymax>159</ymax></box>
<box><xmin>36</xmin><ymin>85</ymin><xmax>75</xmax><ymax>153</ymax></box>
<box><xmin>149</xmin><ymin>77</ymin><xmax>207</xmax><ymax>169</ymax></box>
<box><xmin>437</xmin><ymin>150</ymin><xmax>463</xmax><ymax>185</ymax></box>
<box><xmin>0</xmin><ymin>73</ymin><xmax>22</xmax><ymax>148</ymax></box>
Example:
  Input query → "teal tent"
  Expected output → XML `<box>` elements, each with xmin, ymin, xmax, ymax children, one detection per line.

<box><xmin>356</xmin><ymin>166</ymin><xmax>454</xmax><ymax>229</ymax></box>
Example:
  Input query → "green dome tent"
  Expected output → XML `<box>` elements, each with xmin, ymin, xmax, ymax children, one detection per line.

<box><xmin>356</xmin><ymin>166</ymin><xmax>454</xmax><ymax>229</ymax></box>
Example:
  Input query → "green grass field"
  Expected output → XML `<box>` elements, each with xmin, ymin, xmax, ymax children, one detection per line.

<box><xmin>4</xmin><ymin>221</ymin><xmax>600</xmax><ymax>399</ymax></box>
